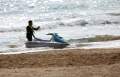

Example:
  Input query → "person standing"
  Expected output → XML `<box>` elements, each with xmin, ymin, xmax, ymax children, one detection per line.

<box><xmin>26</xmin><ymin>20</ymin><xmax>40</xmax><ymax>41</ymax></box>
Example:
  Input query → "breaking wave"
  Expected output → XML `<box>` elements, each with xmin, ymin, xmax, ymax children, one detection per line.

<box><xmin>0</xmin><ymin>17</ymin><xmax>120</xmax><ymax>33</ymax></box>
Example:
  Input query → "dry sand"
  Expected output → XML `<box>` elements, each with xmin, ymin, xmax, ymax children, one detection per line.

<box><xmin>0</xmin><ymin>48</ymin><xmax>120</xmax><ymax>77</ymax></box>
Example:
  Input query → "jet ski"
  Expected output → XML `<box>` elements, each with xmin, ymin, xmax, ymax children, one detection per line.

<box><xmin>25</xmin><ymin>33</ymin><xmax>69</xmax><ymax>48</ymax></box>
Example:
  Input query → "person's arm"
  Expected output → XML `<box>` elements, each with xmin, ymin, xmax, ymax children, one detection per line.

<box><xmin>33</xmin><ymin>26</ymin><xmax>40</xmax><ymax>30</ymax></box>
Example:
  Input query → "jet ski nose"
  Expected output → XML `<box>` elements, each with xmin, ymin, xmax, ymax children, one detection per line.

<box><xmin>65</xmin><ymin>43</ymin><xmax>69</xmax><ymax>46</ymax></box>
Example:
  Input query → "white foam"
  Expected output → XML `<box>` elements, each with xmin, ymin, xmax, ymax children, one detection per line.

<box><xmin>81</xmin><ymin>40</ymin><xmax>120</xmax><ymax>49</ymax></box>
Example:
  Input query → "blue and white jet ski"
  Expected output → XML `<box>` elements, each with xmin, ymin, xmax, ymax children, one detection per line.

<box><xmin>25</xmin><ymin>33</ymin><xmax>69</xmax><ymax>48</ymax></box>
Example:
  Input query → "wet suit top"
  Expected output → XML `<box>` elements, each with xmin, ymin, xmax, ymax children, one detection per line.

<box><xmin>26</xmin><ymin>26</ymin><xmax>39</xmax><ymax>41</ymax></box>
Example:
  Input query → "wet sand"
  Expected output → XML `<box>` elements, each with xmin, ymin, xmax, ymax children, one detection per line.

<box><xmin>0</xmin><ymin>48</ymin><xmax>120</xmax><ymax>77</ymax></box>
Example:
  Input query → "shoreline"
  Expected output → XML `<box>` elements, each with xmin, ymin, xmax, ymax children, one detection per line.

<box><xmin>1</xmin><ymin>47</ymin><xmax>120</xmax><ymax>55</ymax></box>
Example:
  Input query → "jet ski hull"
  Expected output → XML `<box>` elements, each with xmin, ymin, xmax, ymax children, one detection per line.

<box><xmin>25</xmin><ymin>41</ymin><xmax>69</xmax><ymax>48</ymax></box>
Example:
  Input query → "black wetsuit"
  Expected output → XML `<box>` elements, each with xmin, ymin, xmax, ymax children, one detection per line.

<box><xmin>26</xmin><ymin>26</ymin><xmax>39</xmax><ymax>41</ymax></box>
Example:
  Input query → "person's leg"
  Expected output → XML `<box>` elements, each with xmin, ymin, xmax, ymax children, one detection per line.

<box><xmin>28</xmin><ymin>36</ymin><xmax>32</xmax><ymax>41</ymax></box>
<box><xmin>27</xmin><ymin>35</ymin><xmax>32</xmax><ymax>41</ymax></box>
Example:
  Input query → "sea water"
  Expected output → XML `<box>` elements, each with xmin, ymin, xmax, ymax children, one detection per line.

<box><xmin>0</xmin><ymin>0</ymin><xmax>120</xmax><ymax>53</ymax></box>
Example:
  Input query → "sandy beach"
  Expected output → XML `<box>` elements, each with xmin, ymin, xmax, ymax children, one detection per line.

<box><xmin>0</xmin><ymin>48</ymin><xmax>120</xmax><ymax>77</ymax></box>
